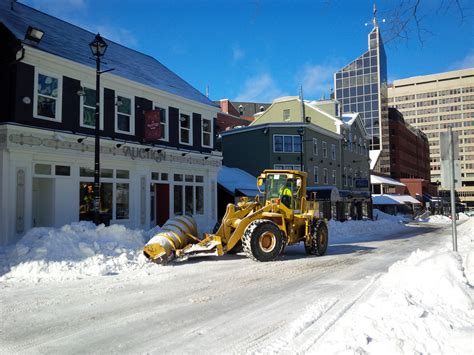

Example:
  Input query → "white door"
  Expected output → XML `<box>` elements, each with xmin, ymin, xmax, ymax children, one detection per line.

<box><xmin>32</xmin><ymin>177</ymin><xmax>54</xmax><ymax>227</ymax></box>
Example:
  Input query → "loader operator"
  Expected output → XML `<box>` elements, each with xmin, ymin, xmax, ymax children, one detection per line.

<box><xmin>279</xmin><ymin>181</ymin><xmax>293</xmax><ymax>208</ymax></box>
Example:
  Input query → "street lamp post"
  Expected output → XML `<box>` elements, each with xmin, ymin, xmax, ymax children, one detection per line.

<box><xmin>297</xmin><ymin>127</ymin><xmax>304</xmax><ymax>172</ymax></box>
<box><xmin>89</xmin><ymin>33</ymin><xmax>108</xmax><ymax>225</ymax></box>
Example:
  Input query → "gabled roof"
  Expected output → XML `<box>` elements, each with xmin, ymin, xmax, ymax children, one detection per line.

<box><xmin>1</xmin><ymin>1</ymin><xmax>217</xmax><ymax>107</ymax></box>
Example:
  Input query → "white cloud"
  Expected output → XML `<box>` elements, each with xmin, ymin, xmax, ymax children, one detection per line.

<box><xmin>449</xmin><ymin>52</ymin><xmax>474</xmax><ymax>71</ymax></box>
<box><xmin>297</xmin><ymin>63</ymin><xmax>338</xmax><ymax>99</ymax></box>
<box><xmin>232</xmin><ymin>45</ymin><xmax>245</xmax><ymax>62</ymax></box>
<box><xmin>234</xmin><ymin>73</ymin><xmax>287</xmax><ymax>102</ymax></box>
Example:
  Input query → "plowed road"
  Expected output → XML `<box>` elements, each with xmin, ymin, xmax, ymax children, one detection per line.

<box><xmin>0</xmin><ymin>223</ymin><xmax>452</xmax><ymax>354</ymax></box>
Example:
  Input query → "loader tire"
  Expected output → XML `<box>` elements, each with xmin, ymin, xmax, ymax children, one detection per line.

<box><xmin>305</xmin><ymin>220</ymin><xmax>328</xmax><ymax>256</ymax></box>
<box><xmin>242</xmin><ymin>219</ymin><xmax>285</xmax><ymax>262</ymax></box>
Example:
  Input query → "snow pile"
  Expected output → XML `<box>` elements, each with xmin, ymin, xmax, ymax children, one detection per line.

<box><xmin>330</xmin><ymin>210</ymin><xmax>408</xmax><ymax>243</ymax></box>
<box><xmin>373</xmin><ymin>208</ymin><xmax>412</xmax><ymax>223</ymax></box>
<box><xmin>417</xmin><ymin>214</ymin><xmax>452</xmax><ymax>224</ymax></box>
<box><xmin>318</xmin><ymin>218</ymin><xmax>474</xmax><ymax>354</ymax></box>
<box><xmin>0</xmin><ymin>222</ymin><xmax>150</xmax><ymax>282</ymax></box>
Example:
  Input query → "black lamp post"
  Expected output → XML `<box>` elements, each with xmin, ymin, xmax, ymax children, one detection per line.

<box><xmin>89</xmin><ymin>33</ymin><xmax>108</xmax><ymax>225</ymax></box>
<box><xmin>297</xmin><ymin>127</ymin><xmax>304</xmax><ymax>172</ymax></box>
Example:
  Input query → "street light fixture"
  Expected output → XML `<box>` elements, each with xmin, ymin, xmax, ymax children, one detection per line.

<box><xmin>297</xmin><ymin>127</ymin><xmax>304</xmax><ymax>172</ymax></box>
<box><xmin>89</xmin><ymin>33</ymin><xmax>108</xmax><ymax>225</ymax></box>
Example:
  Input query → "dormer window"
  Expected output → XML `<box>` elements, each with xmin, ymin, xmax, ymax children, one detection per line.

<box><xmin>283</xmin><ymin>109</ymin><xmax>290</xmax><ymax>121</ymax></box>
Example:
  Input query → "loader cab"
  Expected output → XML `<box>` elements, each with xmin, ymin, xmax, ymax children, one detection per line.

<box><xmin>259</xmin><ymin>171</ymin><xmax>303</xmax><ymax>211</ymax></box>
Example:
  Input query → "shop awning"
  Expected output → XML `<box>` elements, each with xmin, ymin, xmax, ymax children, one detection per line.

<box><xmin>370</xmin><ymin>175</ymin><xmax>406</xmax><ymax>187</ymax></box>
<box><xmin>372</xmin><ymin>194</ymin><xmax>421</xmax><ymax>205</ymax></box>
<box><xmin>339</xmin><ymin>190</ymin><xmax>371</xmax><ymax>200</ymax></box>
<box><xmin>307</xmin><ymin>186</ymin><xmax>341</xmax><ymax>202</ymax></box>
<box><xmin>236</xmin><ymin>188</ymin><xmax>260</xmax><ymax>197</ymax></box>
<box><xmin>218</xmin><ymin>166</ymin><xmax>260</xmax><ymax>197</ymax></box>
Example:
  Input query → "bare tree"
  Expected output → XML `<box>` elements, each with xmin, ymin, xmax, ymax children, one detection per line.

<box><xmin>379</xmin><ymin>0</ymin><xmax>473</xmax><ymax>45</ymax></box>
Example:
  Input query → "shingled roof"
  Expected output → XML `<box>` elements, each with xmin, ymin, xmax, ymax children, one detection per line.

<box><xmin>1</xmin><ymin>1</ymin><xmax>217</xmax><ymax>107</ymax></box>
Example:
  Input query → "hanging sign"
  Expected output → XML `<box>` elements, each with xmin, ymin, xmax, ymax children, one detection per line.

<box><xmin>144</xmin><ymin>110</ymin><xmax>162</xmax><ymax>142</ymax></box>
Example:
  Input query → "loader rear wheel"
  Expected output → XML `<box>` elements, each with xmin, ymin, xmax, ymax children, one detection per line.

<box><xmin>242</xmin><ymin>219</ymin><xmax>285</xmax><ymax>262</ymax></box>
<box><xmin>305</xmin><ymin>220</ymin><xmax>328</xmax><ymax>256</ymax></box>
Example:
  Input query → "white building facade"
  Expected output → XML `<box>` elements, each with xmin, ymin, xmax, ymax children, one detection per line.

<box><xmin>0</xmin><ymin>2</ymin><xmax>221</xmax><ymax>245</ymax></box>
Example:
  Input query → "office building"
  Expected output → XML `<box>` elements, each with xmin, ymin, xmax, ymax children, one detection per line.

<box><xmin>388</xmin><ymin>68</ymin><xmax>474</xmax><ymax>207</ymax></box>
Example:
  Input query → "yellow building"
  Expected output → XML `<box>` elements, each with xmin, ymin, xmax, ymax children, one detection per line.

<box><xmin>388</xmin><ymin>68</ymin><xmax>474</xmax><ymax>207</ymax></box>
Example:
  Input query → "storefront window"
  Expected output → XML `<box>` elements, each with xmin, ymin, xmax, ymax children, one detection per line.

<box><xmin>101</xmin><ymin>168</ymin><xmax>113</xmax><ymax>178</ymax></box>
<box><xmin>116</xmin><ymin>170</ymin><xmax>129</xmax><ymax>179</ymax></box>
<box><xmin>80</xmin><ymin>167</ymin><xmax>94</xmax><ymax>177</ymax></box>
<box><xmin>195</xmin><ymin>186</ymin><xmax>204</xmax><ymax>214</ymax></box>
<box><xmin>185</xmin><ymin>186</ymin><xmax>193</xmax><ymax>214</ymax></box>
<box><xmin>174</xmin><ymin>185</ymin><xmax>183</xmax><ymax>214</ymax></box>
<box><xmin>55</xmin><ymin>165</ymin><xmax>70</xmax><ymax>176</ymax></box>
<box><xmin>116</xmin><ymin>183</ymin><xmax>129</xmax><ymax>219</ymax></box>
<box><xmin>79</xmin><ymin>182</ymin><xmax>112</xmax><ymax>221</ymax></box>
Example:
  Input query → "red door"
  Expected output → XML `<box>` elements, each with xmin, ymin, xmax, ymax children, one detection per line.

<box><xmin>155</xmin><ymin>183</ymin><xmax>170</xmax><ymax>227</ymax></box>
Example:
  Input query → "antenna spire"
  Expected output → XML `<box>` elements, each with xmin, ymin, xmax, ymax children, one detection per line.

<box><xmin>372</xmin><ymin>1</ymin><xmax>378</xmax><ymax>27</ymax></box>
<box><xmin>205</xmin><ymin>85</ymin><xmax>209</xmax><ymax>98</ymax></box>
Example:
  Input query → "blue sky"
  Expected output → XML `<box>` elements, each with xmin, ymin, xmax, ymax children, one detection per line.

<box><xmin>22</xmin><ymin>0</ymin><xmax>474</xmax><ymax>103</ymax></box>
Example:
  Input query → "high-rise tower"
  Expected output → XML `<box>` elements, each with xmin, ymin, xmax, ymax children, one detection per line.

<box><xmin>334</xmin><ymin>6</ymin><xmax>390</xmax><ymax>174</ymax></box>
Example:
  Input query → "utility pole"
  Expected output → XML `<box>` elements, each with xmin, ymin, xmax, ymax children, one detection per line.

<box><xmin>449</xmin><ymin>126</ymin><xmax>458</xmax><ymax>252</ymax></box>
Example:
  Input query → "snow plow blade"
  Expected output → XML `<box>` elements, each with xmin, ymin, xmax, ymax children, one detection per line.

<box><xmin>178</xmin><ymin>234</ymin><xmax>224</xmax><ymax>259</ymax></box>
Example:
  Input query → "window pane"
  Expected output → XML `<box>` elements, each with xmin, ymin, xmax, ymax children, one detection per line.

<box><xmin>98</xmin><ymin>168</ymin><xmax>112</xmax><ymax>178</ymax></box>
<box><xmin>151</xmin><ymin>172</ymin><xmax>159</xmax><ymax>180</ymax></box>
<box><xmin>37</xmin><ymin>96</ymin><xmax>56</xmax><ymax>118</ymax></box>
<box><xmin>35</xmin><ymin>164</ymin><xmax>52</xmax><ymax>175</ymax></box>
<box><xmin>203</xmin><ymin>119</ymin><xmax>211</xmax><ymax>133</ymax></box>
<box><xmin>185</xmin><ymin>175</ymin><xmax>194</xmax><ymax>182</ymax></box>
<box><xmin>284</xmin><ymin>136</ymin><xmax>292</xmax><ymax>152</ymax></box>
<box><xmin>80</xmin><ymin>167</ymin><xmax>94</xmax><ymax>177</ymax></box>
<box><xmin>174</xmin><ymin>185</ymin><xmax>183</xmax><ymax>215</ymax></box>
<box><xmin>185</xmin><ymin>185</ymin><xmax>193</xmax><ymax>215</ymax></box>
<box><xmin>195</xmin><ymin>186</ymin><xmax>204</xmax><ymax>214</ymax></box>
<box><xmin>195</xmin><ymin>176</ymin><xmax>204</xmax><ymax>183</ymax></box>
<box><xmin>161</xmin><ymin>173</ymin><xmax>168</xmax><ymax>181</ymax></box>
<box><xmin>84</xmin><ymin>87</ymin><xmax>96</xmax><ymax>107</ymax></box>
<box><xmin>293</xmin><ymin>136</ymin><xmax>301</xmax><ymax>152</ymax></box>
<box><xmin>83</xmin><ymin>107</ymin><xmax>95</xmax><ymax>126</ymax></box>
<box><xmin>38</xmin><ymin>74</ymin><xmax>58</xmax><ymax>97</ymax></box>
<box><xmin>181</xmin><ymin>129</ymin><xmax>189</xmax><ymax>143</ymax></box>
<box><xmin>274</xmin><ymin>136</ymin><xmax>283</xmax><ymax>151</ymax></box>
<box><xmin>116</xmin><ymin>183</ymin><xmax>129</xmax><ymax>219</ymax></box>
<box><xmin>118</xmin><ymin>114</ymin><xmax>130</xmax><ymax>132</ymax></box>
<box><xmin>117</xmin><ymin>96</ymin><xmax>131</xmax><ymax>114</ymax></box>
<box><xmin>174</xmin><ymin>174</ymin><xmax>183</xmax><ymax>182</ymax></box>
<box><xmin>116</xmin><ymin>170</ymin><xmax>129</xmax><ymax>179</ymax></box>
<box><xmin>101</xmin><ymin>182</ymin><xmax>113</xmax><ymax>217</ymax></box>
<box><xmin>203</xmin><ymin>133</ymin><xmax>211</xmax><ymax>146</ymax></box>
<box><xmin>55</xmin><ymin>165</ymin><xmax>70</xmax><ymax>176</ymax></box>
<box><xmin>180</xmin><ymin>114</ymin><xmax>190</xmax><ymax>128</ymax></box>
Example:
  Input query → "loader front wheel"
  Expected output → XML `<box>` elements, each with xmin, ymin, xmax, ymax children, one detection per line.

<box><xmin>305</xmin><ymin>220</ymin><xmax>328</xmax><ymax>256</ymax></box>
<box><xmin>243</xmin><ymin>220</ymin><xmax>285</xmax><ymax>262</ymax></box>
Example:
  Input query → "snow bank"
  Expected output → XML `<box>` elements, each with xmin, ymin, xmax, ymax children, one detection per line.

<box><xmin>330</xmin><ymin>209</ymin><xmax>408</xmax><ymax>244</ymax></box>
<box><xmin>417</xmin><ymin>214</ymin><xmax>452</xmax><ymax>224</ymax></box>
<box><xmin>0</xmin><ymin>222</ymin><xmax>150</xmax><ymax>283</ymax></box>
<box><xmin>318</xmin><ymin>218</ymin><xmax>474</xmax><ymax>354</ymax></box>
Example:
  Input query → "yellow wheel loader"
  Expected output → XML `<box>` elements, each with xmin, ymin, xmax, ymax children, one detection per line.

<box><xmin>143</xmin><ymin>170</ymin><xmax>328</xmax><ymax>264</ymax></box>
